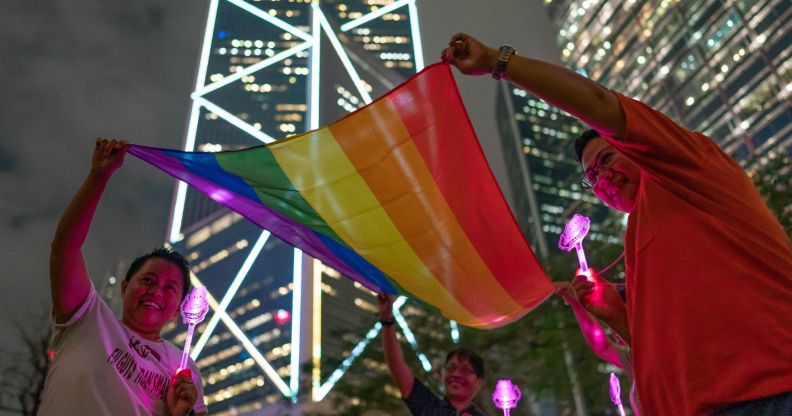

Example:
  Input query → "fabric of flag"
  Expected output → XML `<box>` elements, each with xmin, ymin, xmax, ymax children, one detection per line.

<box><xmin>129</xmin><ymin>63</ymin><xmax>553</xmax><ymax>329</ymax></box>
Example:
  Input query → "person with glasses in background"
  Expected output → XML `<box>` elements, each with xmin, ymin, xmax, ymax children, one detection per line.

<box><xmin>377</xmin><ymin>294</ymin><xmax>487</xmax><ymax>416</ymax></box>
<box><xmin>442</xmin><ymin>33</ymin><xmax>792</xmax><ymax>416</ymax></box>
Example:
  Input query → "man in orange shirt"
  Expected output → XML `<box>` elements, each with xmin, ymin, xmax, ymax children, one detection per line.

<box><xmin>442</xmin><ymin>34</ymin><xmax>792</xmax><ymax>415</ymax></box>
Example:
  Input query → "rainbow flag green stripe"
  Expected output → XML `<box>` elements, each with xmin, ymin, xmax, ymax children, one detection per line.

<box><xmin>130</xmin><ymin>63</ymin><xmax>552</xmax><ymax>328</ymax></box>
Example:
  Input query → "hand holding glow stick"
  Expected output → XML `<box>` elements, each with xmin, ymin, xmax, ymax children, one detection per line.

<box><xmin>492</xmin><ymin>379</ymin><xmax>522</xmax><ymax>416</ymax></box>
<box><xmin>559</xmin><ymin>213</ymin><xmax>591</xmax><ymax>274</ymax></box>
<box><xmin>178</xmin><ymin>286</ymin><xmax>209</xmax><ymax>373</ymax></box>
<box><xmin>609</xmin><ymin>373</ymin><xmax>626</xmax><ymax>416</ymax></box>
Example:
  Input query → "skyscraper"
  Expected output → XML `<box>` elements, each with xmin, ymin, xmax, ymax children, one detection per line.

<box><xmin>545</xmin><ymin>0</ymin><xmax>791</xmax><ymax>166</ymax></box>
<box><xmin>496</xmin><ymin>83</ymin><xmax>621</xmax><ymax>262</ymax></box>
<box><xmin>159</xmin><ymin>1</ymin><xmax>428</xmax><ymax>414</ymax></box>
<box><xmin>497</xmin><ymin>0</ymin><xmax>791</xmax><ymax>266</ymax></box>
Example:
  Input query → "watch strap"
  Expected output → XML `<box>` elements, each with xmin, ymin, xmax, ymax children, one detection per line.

<box><xmin>492</xmin><ymin>45</ymin><xmax>516</xmax><ymax>80</ymax></box>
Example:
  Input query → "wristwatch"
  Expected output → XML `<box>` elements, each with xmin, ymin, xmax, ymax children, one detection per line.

<box><xmin>492</xmin><ymin>44</ymin><xmax>516</xmax><ymax>80</ymax></box>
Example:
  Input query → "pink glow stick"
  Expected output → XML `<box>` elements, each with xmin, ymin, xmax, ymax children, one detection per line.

<box><xmin>492</xmin><ymin>379</ymin><xmax>522</xmax><ymax>416</ymax></box>
<box><xmin>610</xmin><ymin>373</ymin><xmax>626</xmax><ymax>416</ymax></box>
<box><xmin>559</xmin><ymin>214</ymin><xmax>591</xmax><ymax>273</ymax></box>
<box><xmin>178</xmin><ymin>286</ymin><xmax>209</xmax><ymax>372</ymax></box>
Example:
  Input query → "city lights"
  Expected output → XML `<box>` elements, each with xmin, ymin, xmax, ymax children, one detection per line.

<box><xmin>167</xmin><ymin>0</ymin><xmax>428</xmax><ymax>412</ymax></box>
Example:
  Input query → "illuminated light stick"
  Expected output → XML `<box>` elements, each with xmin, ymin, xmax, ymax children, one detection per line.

<box><xmin>492</xmin><ymin>379</ymin><xmax>522</xmax><ymax>416</ymax></box>
<box><xmin>558</xmin><ymin>213</ymin><xmax>591</xmax><ymax>275</ymax></box>
<box><xmin>178</xmin><ymin>286</ymin><xmax>209</xmax><ymax>373</ymax></box>
<box><xmin>609</xmin><ymin>373</ymin><xmax>626</xmax><ymax>416</ymax></box>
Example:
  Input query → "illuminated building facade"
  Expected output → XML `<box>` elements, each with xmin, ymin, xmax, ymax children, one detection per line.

<box><xmin>496</xmin><ymin>83</ymin><xmax>621</xmax><ymax>262</ymax></box>
<box><xmin>499</xmin><ymin>0</ymin><xmax>791</xmax><ymax>261</ymax></box>
<box><xmin>545</xmin><ymin>0</ymin><xmax>791</xmax><ymax>166</ymax></box>
<box><xmin>159</xmin><ymin>1</ymin><xmax>430</xmax><ymax>414</ymax></box>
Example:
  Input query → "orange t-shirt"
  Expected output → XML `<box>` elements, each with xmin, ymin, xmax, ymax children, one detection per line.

<box><xmin>607</xmin><ymin>93</ymin><xmax>792</xmax><ymax>415</ymax></box>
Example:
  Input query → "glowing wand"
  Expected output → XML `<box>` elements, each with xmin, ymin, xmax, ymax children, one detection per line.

<box><xmin>609</xmin><ymin>373</ymin><xmax>626</xmax><ymax>416</ymax></box>
<box><xmin>492</xmin><ymin>379</ymin><xmax>522</xmax><ymax>416</ymax></box>
<box><xmin>558</xmin><ymin>213</ymin><xmax>591</xmax><ymax>274</ymax></box>
<box><xmin>179</xmin><ymin>286</ymin><xmax>209</xmax><ymax>373</ymax></box>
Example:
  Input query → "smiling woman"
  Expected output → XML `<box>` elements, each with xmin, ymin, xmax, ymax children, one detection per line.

<box><xmin>39</xmin><ymin>139</ymin><xmax>207</xmax><ymax>416</ymax></box>
<box><xmin>0</xmin><ymin>0</ymin><xmax>206</xmax><ymax>359</ymax></box>
<box><xmin>120</xmin><ymin>251</ymin><xmax>188</xmax><ymax>341</ymax></box>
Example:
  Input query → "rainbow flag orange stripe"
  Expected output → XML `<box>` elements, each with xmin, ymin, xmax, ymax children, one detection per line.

<box><xmin>130</xmin><ymin>63</ymin><xmax>552</xmax><ymax>328</ymax></box>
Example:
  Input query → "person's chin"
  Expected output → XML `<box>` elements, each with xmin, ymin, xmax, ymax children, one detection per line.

<box><xmin>134</xmin><ymin>312</ymin><xmax>167</xmax><ymax>328</ymax></box>
<box><xmin>445</xmin><ymin>384</ymin><xmax>469</xmax><ymax>397</ymax></box>
<box><xmin>611</xmin><ymin>198</ymin><xmax>626</xmax><ymax>212</ymax></box>
<box><xmin>606</xmin><ymin>190</ymin><xmax>632</xmax><ymax>212</ymax></box>
<box><xmin>604</xmin><ymin>197</ymin><xmax>623</xmax><ymax>212</ymax></box>
<box><xmin>617</xmin><ymin>189</ymin><xmax>637</xmax><ymax>212</ymax></box>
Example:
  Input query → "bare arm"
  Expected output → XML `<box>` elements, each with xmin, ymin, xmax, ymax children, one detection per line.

<box><xmin>442</xmin><ymin>33</ymin><xmax>626</xmax><ymax>139</ymax></box>
<box><xmin>557</xmin><ymin>282</ymin><xmax>625</xmax><ymax>368</ymax></box>
<box><xmin>377</xmin><ymin>294</ymin><xmax>414</xmax><ymax>398</ymax></box>
<box><xmin>50</xmin><ymin>138</ymin><xmax>127</xmax><ymax>323</ymax></box>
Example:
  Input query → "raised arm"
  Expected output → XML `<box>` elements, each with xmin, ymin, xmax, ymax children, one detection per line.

<box><xmin>50</xmin><ymin>138</ymin><xmax>127</xmax><ymax>323</ymax></box>
<box><xmin>441</xmin><ymin>33</ymin><xmax>626</xmax><ymax>139</ymax></box>
<box><xmin>377</xmin><ymin>294</ymin><xmax>415</xmax><ymax>398</ymax></box>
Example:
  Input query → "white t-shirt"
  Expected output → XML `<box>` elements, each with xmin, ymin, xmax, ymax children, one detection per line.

<box><xmin>39</xmin><ymin>286</ymin><xmax>207</xmax><ymax>415</ymax></box>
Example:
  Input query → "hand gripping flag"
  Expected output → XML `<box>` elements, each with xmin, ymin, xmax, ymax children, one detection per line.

<box><xmin>130</xmin><ymin>63</ymin><xmax>552</xmax><ymax>328</ymax></box>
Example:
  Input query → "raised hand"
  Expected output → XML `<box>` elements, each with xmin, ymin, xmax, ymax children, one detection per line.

<box><xmin>50</xmin><ymin>138</ymin><xmax>130</xmax><ymax>323</ymax></box>
<box><xmin>91</xmin><ymin>137</ymin><xmax>128</xmax><ymax>178</ymax></box>
<box><xmin>440</xmin><ymin>33</ymin><xmax>499</xmax><ymax>76</ymax></box>
<box><xmin>377</xmin><ymin>293</ymin><xmax>394</xmax><ymax>320</ymax></box>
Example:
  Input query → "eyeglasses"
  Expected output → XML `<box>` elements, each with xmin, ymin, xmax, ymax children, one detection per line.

<box><xmin>580</xmin><ymin>148</ymin><xmax>616</xmax><ymax>190</ymax></box>
<box><xmin>444</xmin><ymin>364</ymin><xmax>477</xmax><ymax>376</ymax></box>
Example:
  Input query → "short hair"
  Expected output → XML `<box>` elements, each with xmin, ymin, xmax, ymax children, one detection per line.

<box><xmin>573</xmin><ymin>128</ymin><xmax>601</xmax><ymax>163</ymax></box>
<box><xmin>446</xmin><ymin>347</ymin><xmax>485</xmax><ymax>379</ymax></box>
<box><xmin>124</xmin><ymin>247</ymin><xmax>191</xmax><ymax>301</ymax></box>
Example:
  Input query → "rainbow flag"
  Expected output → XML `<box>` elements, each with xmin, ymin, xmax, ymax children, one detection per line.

<box><xmin>130</xmin><ymin>63</ymin><xmax>552</xmax><ymax>328</ymax></box>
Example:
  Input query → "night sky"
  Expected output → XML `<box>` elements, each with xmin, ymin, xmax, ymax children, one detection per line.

<box><xmin>0</xmin><ymin>0</ymin><xmax>559</xmax><ymax>363</ymax></box>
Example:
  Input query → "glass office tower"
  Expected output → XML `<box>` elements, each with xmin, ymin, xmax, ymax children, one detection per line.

<box><xmin>498</xmin><ymin>0</ymin><xmax>790</xmax><ymax>268</ymax></box>
<box><xmin>545</xmin><ymin>0</ymin><xmax>791</xmax><ymax>165</ymax></box>
<box><xmin>496</xmin><ymin>83</ymin><xmax>621</xmax><ymax>262</ymax></box>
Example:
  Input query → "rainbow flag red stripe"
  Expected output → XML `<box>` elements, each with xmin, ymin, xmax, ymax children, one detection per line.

<box><xmin>130</xmin><ymin>63</ymin><xmax>552</xmax><ymax>328</ymax></box>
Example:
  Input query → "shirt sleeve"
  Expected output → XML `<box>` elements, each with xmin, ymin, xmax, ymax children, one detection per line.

<box><xmin>606</xmin><ymin>93</ymin><xmax>744</xmax><ymax>195</ymax></box>
<box><xmin>51</xmin><ymin>282</ymin><xmax>99</xmax><ymax>327</ymax></box>
<box><xmin>50</xmin><ymin>283</ymin><xmax>101</xmax><ymax>348</ymax></box>
<box><xmin>403</xmin><ymin>377</ymin><xmax>443</xmax><ymax>416</ymax></box>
